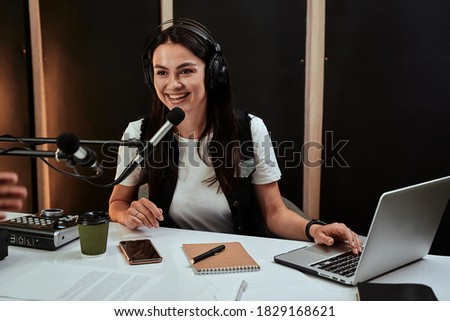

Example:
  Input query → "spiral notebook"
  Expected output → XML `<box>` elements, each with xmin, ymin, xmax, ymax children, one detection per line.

<box><xmin>182</xmin><ymin>241</ymin><xmax>260</xmax><ymax>274</ymax></box>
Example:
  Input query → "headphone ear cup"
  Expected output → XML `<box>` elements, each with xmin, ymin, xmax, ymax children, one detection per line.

<box><xmin>142</xmin><ymin>44</ymin><xmax>156</xmax><ymax>92</ymax></box>
<box><xmin>207</xmin><ymin>53</ymin><xmax>228</xmax><ymax>91</ymax></box>
<box><xmin>145</xmin><ymin>65</ymin><xmax>155</xmax><ymax>91</ymax></box>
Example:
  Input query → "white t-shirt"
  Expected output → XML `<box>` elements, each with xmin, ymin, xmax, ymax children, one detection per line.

<box><xmin>114</xmin><ymin>114</ymin><xmax>281</xmax><ymax>233</ymax></box>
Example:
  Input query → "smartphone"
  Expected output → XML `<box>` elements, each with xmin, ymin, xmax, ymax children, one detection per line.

<box><xmin>119</xmin><ymin>239</ymin><xmax>162</xmax><ymax>265</ymax></box>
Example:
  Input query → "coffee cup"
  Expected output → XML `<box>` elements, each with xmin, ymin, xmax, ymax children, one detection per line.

<box><xmin>77</xmin><ymin>211</ymin><xmax>109</xmax><ymax>256</ymax></box>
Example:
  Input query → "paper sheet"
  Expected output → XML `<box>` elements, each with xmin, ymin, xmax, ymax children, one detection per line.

<box><xmin>0</xmin><ymin>262</ymin><xmax>161</xmax><ymax>301</ymax></box>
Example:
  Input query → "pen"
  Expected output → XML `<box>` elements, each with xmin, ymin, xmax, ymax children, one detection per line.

<box><xmin>235</xmin><ymin>280</ymin><xmax>248</xmax><ymax>301</ymax></box>
<box><xmin>190</xmin><ymin>244</ymin><xmax>226</xmax><ymax>264</ymax></box>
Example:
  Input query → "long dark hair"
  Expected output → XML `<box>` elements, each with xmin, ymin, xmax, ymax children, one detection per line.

<box><xmin>141</xmin><ymin>19</ymin><xmax>240</xmax><ymax>198</ymax></box>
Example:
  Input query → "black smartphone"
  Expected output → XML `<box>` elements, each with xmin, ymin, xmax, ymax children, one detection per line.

<box><xmin>119</xmin><ymin>239</ymin><xmax>163</xmax><ymax>265</ymax></box>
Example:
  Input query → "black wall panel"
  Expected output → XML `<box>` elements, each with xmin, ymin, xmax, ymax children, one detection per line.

<box><xmin>174</xmin><ymin>0</ymin><xmax>307</xmax><ymax>208</ymax></box>
<box><xmin>322</xmin><ymin>1</ymin><xmax>450</xmax><ymax>255</ymax></box>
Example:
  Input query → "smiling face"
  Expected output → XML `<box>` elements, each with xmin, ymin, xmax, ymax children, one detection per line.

<box><xmin>152</xmin><ymin>42</ymin><xmax>208</xmax><ymax>117</ymax></box>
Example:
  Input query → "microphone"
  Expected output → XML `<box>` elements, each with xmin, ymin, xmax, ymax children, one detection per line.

<box><xmin>115</xmin><ymin>107</ymin><xmax>185</xmax><ymax>184</ymax></box>
<box><xmin>56</xmin><ymin>132</ymin><xmax>102</xmax><ymax>173</ymax></box>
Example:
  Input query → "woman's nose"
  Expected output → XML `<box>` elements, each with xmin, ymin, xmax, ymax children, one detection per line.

<box><xmin>168</xmin><ymin>75</ymin><xmax>182</xmax><ymax>89</ymax></box>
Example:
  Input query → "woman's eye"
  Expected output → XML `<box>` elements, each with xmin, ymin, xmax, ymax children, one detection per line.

<box><xmin>155</xmin><ymin>70</ymin><xmax>168</xmax><ymax>76</ymax></box>
<box><xmin>180</xmin><ymin>69</ymin><xmax>193</xmax><ymax>75</ymax></box>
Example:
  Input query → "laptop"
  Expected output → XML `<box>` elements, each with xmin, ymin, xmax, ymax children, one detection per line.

<box><xmin>274</xmin><ymin>176</ymin><xmax>450</xmax><ymax>286</ymax></box>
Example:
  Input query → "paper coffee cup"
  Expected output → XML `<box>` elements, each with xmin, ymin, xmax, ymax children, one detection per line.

<box><xmin>77</xmin><ymin>211</ymin><xmax>109</xmax><ymax>256</ymax></box>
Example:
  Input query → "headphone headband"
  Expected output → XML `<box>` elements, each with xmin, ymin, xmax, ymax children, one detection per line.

<box><xmin>143</xmin><ymin>18</ymin><xmax>228</xmax><ymax>92</ymax></box>
<box><xmin>167</xmin><ymin>18</ymin><xmax>222</xmax><ymax>53</ymax></box>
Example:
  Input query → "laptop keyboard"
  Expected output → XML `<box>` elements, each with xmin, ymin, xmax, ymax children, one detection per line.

<box><xmin>310</xmin><ymin>251</ymin><xmax>361</xmax><ymax>277</ymax></box>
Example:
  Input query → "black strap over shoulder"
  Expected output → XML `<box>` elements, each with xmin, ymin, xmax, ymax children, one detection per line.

<box><xmin>140</xmin><ymin>114</ymin><xmax>178</xmax><ymax>224</ymax></box>
<box><xmin>225</xmin><ymin>109</ymin><xmax>267</xmax><ymax>236</ymax></box>
<box><xmin>234</xmin><ymin>109</ymin><xmax>254</xmax><ymax>161</ymax></box>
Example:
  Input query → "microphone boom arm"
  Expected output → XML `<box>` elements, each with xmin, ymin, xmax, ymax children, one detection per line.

<box><xmin>0</xmin><ymin>148</ymin><xmax>60</xmax><ymax>158</ymax></box>
<box><xmin>0</xmin><ymin>136</ymin><xmax>144</xmax><ymax>147</ymax></box>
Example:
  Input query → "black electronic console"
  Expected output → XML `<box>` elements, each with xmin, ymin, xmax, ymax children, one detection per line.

<box><xmin>0</xmin><ymin>229</ymin><xmax>9</xmax><ymax>259</ymax></box>
<box><xmin>0</xmin><ymin>208</ymin><xmax>79</xmax><ymax>251</ymax></box>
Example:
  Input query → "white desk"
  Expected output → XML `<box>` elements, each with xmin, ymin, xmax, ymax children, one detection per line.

<box><xmin>1</xmin><ymin>212</ymin><xmax>449</xmax><ymax>301</ymax></box>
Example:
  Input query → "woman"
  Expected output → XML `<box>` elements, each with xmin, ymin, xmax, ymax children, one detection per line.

<box><xmin>109</xmin><ymin>18</ymin><xmax>361</xmax><ymax>254</ymax></box>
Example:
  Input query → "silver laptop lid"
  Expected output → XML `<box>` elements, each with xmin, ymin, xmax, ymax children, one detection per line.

<box><xmin>354</xmin><ymin>175</ymin><xmax>450</xmax><ymax>284</ymax></box>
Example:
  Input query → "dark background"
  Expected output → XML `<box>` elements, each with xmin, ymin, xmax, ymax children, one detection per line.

<box><xmin>1</xmin><ymin>0</ymin><xmax>448</xmax><ymax>255</ymax></box>
<box><xmin>321</xmin><ymin>0</ymin><xmax>450</xmax><ymax>255</ymax></box>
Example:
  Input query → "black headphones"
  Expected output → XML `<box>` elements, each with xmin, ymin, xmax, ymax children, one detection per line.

<box><xmin>142</xmin><ymin>18</ymin><xmax>229</xmax><ymax>92</ymax></box>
